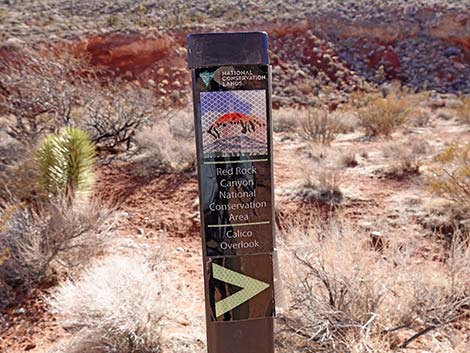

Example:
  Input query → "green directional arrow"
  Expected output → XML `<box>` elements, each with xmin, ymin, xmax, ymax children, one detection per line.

<box><xmin>213</xmin><ymin>263</ymin><xmax>270</xmax><ymax>318</ymax></box>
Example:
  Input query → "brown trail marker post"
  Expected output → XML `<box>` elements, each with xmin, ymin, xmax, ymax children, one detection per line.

<box><xmin>188</xmin><ymin>32</ymin><xmax>276</xmax><ymax>353</ymax></box>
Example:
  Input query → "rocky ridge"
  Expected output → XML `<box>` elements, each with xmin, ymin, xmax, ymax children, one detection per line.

<box><xmin>0</xmin><ymin>1</ymin><xmax>469</xmax><ymax>106</ymax></box>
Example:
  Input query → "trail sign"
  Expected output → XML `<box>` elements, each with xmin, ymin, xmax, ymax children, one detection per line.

<box><xmin>188</xmin><ymin>32</ymin><xmax>276</xmax><ymax>353</ymax></box>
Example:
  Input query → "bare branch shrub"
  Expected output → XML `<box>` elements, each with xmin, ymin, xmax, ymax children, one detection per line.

<box><xmin>0</xmin><ymin>200</ymin><xmax>113</xmax><ymax>290</ymax></box>
<box><xmin>300</xmin><ymin>108</ymin><xmax>344</xmax><ymax>146</ymax></box>
<box><xmin>357</xmin><ymin>95</ymin><xmax>412</xmax><ymax>137</ymax></box>
<box><xmin>83</xmin><ymin>86</ymin><xmax>155</xmax><ymax>152</ymax></box>
<box><xmin>277</xmin><ymin>218</ymin><xmax>470</xmax><ymax>352</ymax></box>
<box><xmin>133</xmin><ymin>110</ymin><xmax>195</xmax><ymax>177</ymax></box>
<box><xmin>47</xmin><ymin>254</ymin><xmax>169</xmax><ymax>353</ymax></box>
<box><xmin>0</xmin><ymin>47</ymin><xmax>92</xmax><ymax>144</ymax></box>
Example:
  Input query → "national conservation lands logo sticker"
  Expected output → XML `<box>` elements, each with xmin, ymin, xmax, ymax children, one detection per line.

<box><xmin>200</xmin><ymin>90</ymin><xmax>268</xmax><ymax>158</ymax></box>
<box><xmin>200</xmin><ymin>71</ymin><xmax>215</xmax><ymax>87</ymax></box>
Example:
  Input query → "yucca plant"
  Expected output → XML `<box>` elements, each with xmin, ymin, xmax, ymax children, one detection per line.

<box><xmin>35</xmin><ymin>128</ymin><xmax>96</xmax><ymax>202</ymax></box>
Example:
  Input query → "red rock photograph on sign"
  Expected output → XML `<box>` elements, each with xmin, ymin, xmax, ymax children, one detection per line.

<box><xmin>201</xmin><ymin>90</ymin><xmax>268</xmax><ymax>158</ymax></box>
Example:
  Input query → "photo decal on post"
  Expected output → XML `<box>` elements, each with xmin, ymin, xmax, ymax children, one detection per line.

<box><xmin>201</xmin><ymin>90</ymin><xmax>268</xmax><ymax>158</ymax></box>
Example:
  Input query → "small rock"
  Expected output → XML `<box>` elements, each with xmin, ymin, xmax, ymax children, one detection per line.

<box><xmin>436</xmin><ymin>111</ymin><xmax>453</xmax><ymax>120</ymax></box>
<box><xmin>446</xmin><ymin>99</ymin><xmax>463</xmax><ymax>109</ymax></box>
<box><xmin>2</xmin><ymin>37</ymin><xmax>25</xmax><ymax>50</ymax></box>
<box><xmin>15</xmin><ymin>307</ymin><xmax>27</xmax><ymax>315</ymax></box>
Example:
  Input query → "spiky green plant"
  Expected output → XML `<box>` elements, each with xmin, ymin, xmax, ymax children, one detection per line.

<box><xmin>35</xmin><ymin>128</ymin><xmax>96</xmax><ymax>201</ymax></box>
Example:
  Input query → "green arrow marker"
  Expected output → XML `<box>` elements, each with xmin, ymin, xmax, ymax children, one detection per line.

<box><xmin>213</xmin><ymin>263</ymin><xmax>270</xmax><ymax>318</ymax></box>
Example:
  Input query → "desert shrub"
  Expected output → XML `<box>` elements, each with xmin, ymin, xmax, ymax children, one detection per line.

<box><xmin>273</xmin><ymin>108</ymin><xmax>301</xmax><ymax>133</ymax></box>
<box><xmin>426</xmin><ymin>143</ymin><xmax>470</xmax><ymax>234</ymax></box>
<box><xmin>0</xmin><ymin>200</ymin><xmax>113</xmax><ymax>291</ymax></box>
<box><xmin>0</xmin><ymin>144</ymin><xmax>39</xmax><ymax>204</ymax></box>
<box><xmin>381</xmin><ymin>137</ymin><xmax>431</xmax><ymax>177</ymax></box>
<box><xmin>300</xmin><ymin>108</ymin><xmax>344</xmax><ymax>145</ymax></box>
<box><xmin>412</xmin><ymin>110</ymin><xmax>432</xmax><ymax>127</ymax></box>
<box><xmin>338</xmin><ymin>149</ymin><xmax>358</xmax><ymax>168</ymax></box>
<box><xmin>277</xmin><ymin>218</ymin><xmax>470</xmax><ymax>352</ymax></box>
<box><xmin>357</xmin><ymin>95</ymin><xmax>412</xmax><ymax>137</ymax></box>
<box><xmin>83</xmin><ymin>86</ymin><xmax>154</xmax><ymax>152</ymax></box>
<box><xmin>133</xmin><ymin>110</ymin><xmax>195</xmax><ymax>177</ymax></box>
<box><xmin>47</xmin><ymin>254</ymin><xmax>169</xmax><ymax>353</ymax></box>
<box><xmin>0</xmin><ymin>47</ymin><xmax>92</xmax><ymax>144</ymax></box>
<box><xmin>35</xmin><ymin>128</ymin><xmax>96</xmax><ymax>201</ymax></box>
<box><xmin>303</xmin><ymin>166</ymin><xmax>343</xmax><ymax>201</ymax></box>
<box><xmin>456</xmin><ymin>96</ymin><xmax>470</xmax><ymax>124</ymax></box>
<box><xmin>427</xmin><ymin>143</ymin><xmax>470</xmax><ymax>210</ymax></box>
<box><xmin>167</xmin><ymin>110</ymin><xmax>195</xmax><ymax>139</ymax></box>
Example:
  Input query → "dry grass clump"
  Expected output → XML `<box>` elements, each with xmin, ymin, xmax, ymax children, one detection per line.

<box><xmin>133</xmin><ymin>110</ymin><xmax>195</xmax><ymax>177</ymax></box>
<box><xmin>357</xmin><ymin>95</ymin><xmax>413</xmax><ymax>137</ymax></box>
<box><xmin>0</xmin><ymin>200</ymin><xmax>113</xmax><ymax>294</ymax></box>
<box><xmin>290</xmin><ymin>148</ymin><xmax>345</xmax><ymax>205</ymax></box>
<box><xmin>277</xmin><ymin>218</ymin><xmax>470</xmax><ymax>352</ymax></box>
<box><xmin>412</xmin><ymin>109</ymin><xmax>432</xmax><ymax>127</ymax></box>
<box><xmin>381</xmin><ymin>137</ymin><xmax>431</xmax><ymax>177</ymax></box>
<box><xmin>273</xmin><ymin>108</ymin><xmax>302</xmax><ymax>133</ymax></box>
<box><xmin>300</xmin><ymin>108</ymin><xmax>345</xmax><ymax>146</ymax></box>
<box><xmin>47</xmin><ymin>254</ymin><xmax>169</xmax><ymax>353</ymax></box>
<box><xmin>338</xmin><ymin>149</ymin><xmax>359</xmax><ymax>168</ymax></box>
<box><xmin>456</xmin><ymin>96</ymin><xmax>470</xmax><ymax>125</ymax></box>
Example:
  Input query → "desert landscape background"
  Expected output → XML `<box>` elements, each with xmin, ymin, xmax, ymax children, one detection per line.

<box><xmin>0</xmin><ymin>1</ymin><xmax>469</xmax><ymax>352</ymax></box>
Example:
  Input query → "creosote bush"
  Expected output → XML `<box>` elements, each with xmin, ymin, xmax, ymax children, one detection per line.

<box><xmin>47</xmin><ymin>254</ymin><xmax>169</xmax><ymax>353</ymax></box>
<box><xmin>357</xmin><ymin>95</ymin><xmax>412</xmax><ymax>136</ymax></box>
<box><xmin>277</xmin><ymin>218</ymin><xmax>470</xmax><ymax>352</ymax></box>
